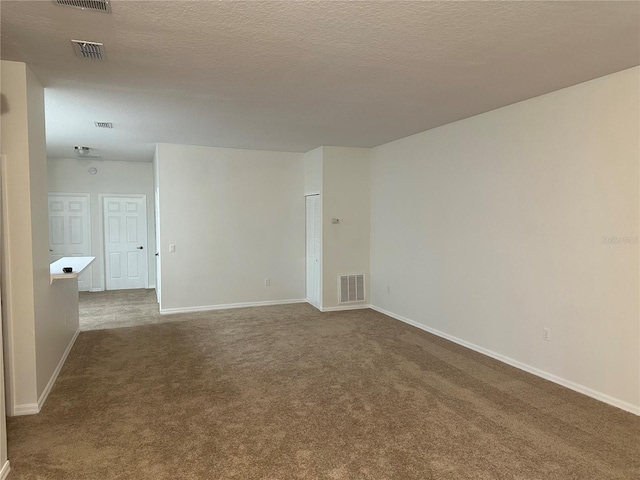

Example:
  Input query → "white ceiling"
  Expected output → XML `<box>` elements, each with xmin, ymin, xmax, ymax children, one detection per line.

<box><xmin>1</xmin><ymin>0</ymin><xmax>639</xmax><ymax>162</ymax></box>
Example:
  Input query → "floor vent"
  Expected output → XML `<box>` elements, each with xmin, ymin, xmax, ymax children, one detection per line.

<box><xmin>71</xmin><ymin>40</ymin><xmax>106</xmax><ymax>60</ymax></box>
<box><xmin>54</xmin><ymin>0</ymin><xmax>111</xmax><ymax>13</ymax></box>
<box><xmin>339</xmin><ymin>274</ymin><xmax>365</xmax><ymax>304</ymax></box>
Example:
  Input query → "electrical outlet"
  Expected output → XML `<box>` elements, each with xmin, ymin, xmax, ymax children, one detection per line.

<box><xmin>543</xmin><ymin>328</ymin><xmax>550</xmax><ymax>341</ymax></box>
<box><xmin>169</xmin><ymin>244</ymin><xmax>176</xmax><ymax>253</ymax></box>
<box><xmin>264</xmin><ymin>278</ymin><xmax>270</xmax><ymax>286</ymax></box>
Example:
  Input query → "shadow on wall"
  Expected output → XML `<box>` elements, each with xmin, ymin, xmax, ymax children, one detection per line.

<box><xmin>1</xmin><ymin>93</ymin><xmax>9</xmax><ymax>114</ymax></box>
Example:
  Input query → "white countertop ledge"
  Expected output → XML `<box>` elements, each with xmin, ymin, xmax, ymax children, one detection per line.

<box><xmin>50</xmin><ymin>256</ymin><xmax>95</xmax><ymax>284</ymax></box>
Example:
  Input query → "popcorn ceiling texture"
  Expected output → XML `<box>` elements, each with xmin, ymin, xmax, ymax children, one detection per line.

<box><xmin>1</xmin><ymin>1</ymin><xmax>639</xmax><ymax>161</ymax></box>
<box><xmin>6</xmin><ymin>290</ymin><xmax>640</xmax><ymax>479</ymax></box>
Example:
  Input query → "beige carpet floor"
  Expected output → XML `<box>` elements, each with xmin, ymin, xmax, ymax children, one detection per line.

<box><xmin>7</xmin><ymin>291</ymin><xmax>640</xmax><ymax>479</ymax></box>
<box><xmin>78</xmin><ymin>289</ymin><xmax>161</xmax><ymax>331</ymax></box>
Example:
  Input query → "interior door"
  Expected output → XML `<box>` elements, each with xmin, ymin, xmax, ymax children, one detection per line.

<box><xmin>103</xmin><ymin>195</ymin><xmax>148</xmax><ymax>290</ymax></box>
<box><xmin>48</xmin><ymin>194</ymin><xmax>92</xmax><ymax>291</ymax></box>
<box><xmin>305</xmin><ymin>194</ymin><xmax>320</xmax><ymax>307</ymax></box>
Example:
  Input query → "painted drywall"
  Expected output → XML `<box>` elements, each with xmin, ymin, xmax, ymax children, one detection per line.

<box><xmin>0</xmin><ymin>60</ymin><xmax>79</xmax><ymax>414</ymax></box>
<box><xmin>370</xmin><ymin>67</ymin><xmax>640</xmax><ymax>412</ymax></box>
<box><xmin>155</xmin><ymin>143</ymin><xmax>305</xmax><ymax>311</ymax></box>
<box><xmin>0</xmin><ymin>171</ymin><xmax>8</xmax><ymax>480</ymax></box>
<box><xmin>25</xmin><ymin>64</ymin><xmax>77</xmax><ymax>402</ymax></box>
<box><xmin>47</xmin><ymin>158</ymin><xmax>156</xmax><ymax>291</ymax></box>
<box><xmin>1</xmin><ymin>60</ymin><xmax>39</xmax><ymax>413</ymax></box>
<box><xmin>304</xmin><ymin>146</ymin><xmax>323</xmax><ymax>194</ymax></box>
<box><xmin>321</xmin><ymin>147</ymin><xmax>371</xmax><ymax>309</ymax></box>
<box><xmin>153</xmin><ymin>147</ymin><xmax>161</xmax><ymax>302</ymax></box>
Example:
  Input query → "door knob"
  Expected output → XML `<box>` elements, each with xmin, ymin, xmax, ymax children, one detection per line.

<box><xmin>137</xmin><ymin>246</ymin><xmax>144</xmax><ymax>250</ymax></box>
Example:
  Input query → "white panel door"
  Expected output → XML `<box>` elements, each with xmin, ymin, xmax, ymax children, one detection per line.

<box><xmin>103</xmin><ymin>196</ymin><xmax>148</xmax><ymax>290</ymax></box>
<box><xmin>305</xmin><ymin>195</ymin><xmax>321</xmax><ymax>307</ymax></box>
<box><xmin>48</xmin><ymin>194</ymin><xmax>92</xmax><ymax>291</ymax></box>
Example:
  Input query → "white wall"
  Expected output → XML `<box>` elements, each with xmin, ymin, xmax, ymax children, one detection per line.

<box><xmin>47</xmin><ymin>158</ymin><xmax>156</xmax><ymax>291</ymax></box>
<box><xmin>1</xmin><ymin>60</ymin><xmax>39</xmax><ymax>414</ymax></box>
<box><xmin>321</xmin><ymin>147</ymin><xmax>371</xmax><ymax>309</ymax></box>
<box><xmin>0</xmin><ymin>322</ymin><xmax>6</xmax><ymax>475</ymax></box>
<box><xmin>304</xmin><ymin>146</ymin><xmax>323</xmax><ymax>194</ymax></box>
<box><xmin>370</xmin><ymin>67</ymin><xmax>640</xmax><ymax>413</ymax></box>
<box><xmin>0</xmin><ymin>164</ymin><xmax>9</xmax><ymax>476</ymax></box>
<box><xmin>153</xmin><ymin>147</ymin><xmax>161</xmax><ymax>302</ymax></box>
<box><xmin>1</xmin><ymin>60</ymin><xmax>78</xmax><ymax>415</ymax></box>
<box><xmin>155</xmin><ymin>143</ymin><xmax>305</xmax><ymax>312</ymax></box>
<box><xmin>302</xmin><ymin>146</ymin><xmax>371</xmax><ymax>310</ymax></box>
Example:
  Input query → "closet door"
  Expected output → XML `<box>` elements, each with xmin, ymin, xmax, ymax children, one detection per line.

<box><xmin>103</xmin><ymin>195</ymin><xmax>148</xmax><ymax>290</ymax></box>
<box><xmin>305</xmin><ymin>195</ymin><xmax>320</xmax><ymax>307</ymax></box>
<box><xmin>48</xmin><ymin>193</ymin><xmax>92</xmax><ymax>291</ymax></box>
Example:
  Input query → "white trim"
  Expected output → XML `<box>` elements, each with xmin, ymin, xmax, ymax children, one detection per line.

<box><xmin>370</xmin><ymin>305</ymin><xmax>640</xmax><ymax>416</ymax></box>
<box><xmin>160</xmin><ymin>299</ymin><xmax>307</xmax><ymax>315</ymax></box>
<box><xmin>12</xmin><ymin>403</ymin><xmax>39</xmax><ymax>416</ymax></box>
<box><xmin>90</xmin><ymin>287</ymin><xmax>104</xmax><ymax>292</ymax></box>
<box><xmin>321</xmin><ymin>304</ymin><xmax>371</xmax><ymax>312</ymax></box>
<box><xmin>306</xmin><ymin>300</ymin><xmax>321</xmax><ymax>311</ymax></box>
<box><xmin>37</xmin><ymin>328</ymin><xmax>80</xmax><ymax>412</ymax></box>
<box><xmin>0</xmin><ymin>460</ymin><xmax>10</xmax><ymax>480</ymax></box>
<box><xmin>148</xmin><ymin>284</ymin><xmax>156</xmax><ymax>289</ymax></box>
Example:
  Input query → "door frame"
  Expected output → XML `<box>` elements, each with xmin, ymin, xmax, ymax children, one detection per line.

<box><xmin>47</xmin><ymin>192</ymin><xmax>92</xmax><ymax>292</ymax></box>
<box><xmin>99</xmin><ymin>193</ymin><xmax>149</xmax><ymax>290</ymax></box>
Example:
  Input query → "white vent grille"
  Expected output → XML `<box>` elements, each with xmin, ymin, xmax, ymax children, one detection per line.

<box><xmin>71</xmin><ymin>40</ymin><xmax>106</xmax><ymax>60</ymax></box>
<box><xmin>54</xmin><ymin>0</ymin><xmax>111</xmax><ymax>12</ymax></box>
<box><xmin>94</xmin><ymin>121</ymin><xmax>113</xmax><ymax>128</ymax></box>
<box><xmin>339</xmin><ymin>274</ymin><xmax>365</xmax><ymax>304</ymax></box>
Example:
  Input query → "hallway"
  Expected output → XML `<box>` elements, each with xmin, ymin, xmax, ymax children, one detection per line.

<box><xmin>79</xmin><ymin>289</ymin><xmax>159</xmax><ymax>331</ymax></box>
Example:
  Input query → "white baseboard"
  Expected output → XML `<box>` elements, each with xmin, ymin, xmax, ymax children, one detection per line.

<box><xmin>90</xmin><ymin>287</ymin><xmax>104</xmax><ymax>292</ymax></box>
<box><xmin>320</xmin><ymin>304</ymin><xmax>371</xmax><ymax>312</ymax></box>
<box><xmin>160</xmin><ymin>298</ymin><xmax>307</xmax><ymax>315</ymax></box>
<box><xmin>37</xmin><ymin>328</ymin><xmax>80</xmax><ymax>412</ymax></box>
<box><xmin>148</xmin><ymin>284</ymin><xmax>156</xmax><ymax>289</ymax></box>
<box><xmin>370</xmin><ymin>305</ymin><xmax>640</xmax><ymax>416</ymax></box>
<box><xmin>12</xmin><ymin>403</ymin><xmax>39</xmax><ymax>416</ymax></box>
<box><xmin>0</xmin><ymin>460</ymin><xmax>10</xmax><ymax>480</ymax></box>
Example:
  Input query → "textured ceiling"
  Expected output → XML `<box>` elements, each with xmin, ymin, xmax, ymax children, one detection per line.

<box><xmin>1</xmin><ymin>0</ymin><xmax>639</xmax><ymax>162</ymax></box>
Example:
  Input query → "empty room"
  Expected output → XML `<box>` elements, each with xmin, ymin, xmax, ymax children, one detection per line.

<box><xmin>0</xmin><ymin>1</ymin><xmax>638</xmax><ymax>479</ymax></box>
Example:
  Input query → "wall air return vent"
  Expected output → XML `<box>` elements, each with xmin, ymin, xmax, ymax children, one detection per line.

<box><xmin>94</xmin><ymin>122</ymin><xmax>113</xmax><ymax>128</ymax></box>
<box><xmin>339</xmin><ymin>274</ymin><xmax>365</xmax><ymax>304</ymax></box>
<box><xmin>71</xmin><ymin>40</ymin><xmax>106</xmax><ymax>60</ymax></box>
<box><xmin>53</xmin><ymin>0</ymin><xmax>111</xmax><ymax>13</ymax></box>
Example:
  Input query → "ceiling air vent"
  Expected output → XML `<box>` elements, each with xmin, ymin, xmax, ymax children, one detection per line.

<box><xmin>71</xmin><ymin>40</ymin><xmax>106</xmax><ymax>60</ymax></box>
<box><xmin>94</xmin><ymin>122</ymin><xmax>113</xmax><ymax>128</ymax></box>
<box><xmin>53</xmin><ymin>0</ymin><xmax>111</xmax><ymax>13</ymax></box>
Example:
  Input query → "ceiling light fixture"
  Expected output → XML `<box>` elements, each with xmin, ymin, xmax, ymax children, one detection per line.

<box><xmin>74</xmin><ymin>146</ymin><xmax>102</xmax><ymax>160</ymax></box>
<box><xmin>75</xmin><ymin>146</ymin><xmax>91</xmax><ymax>156</ymax></box>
